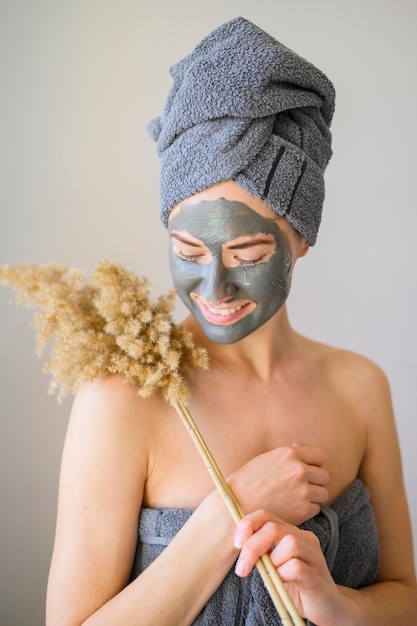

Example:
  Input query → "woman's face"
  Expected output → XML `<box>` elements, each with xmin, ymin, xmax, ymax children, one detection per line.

<box><xmin>168</xmin><ymin>184</ymin><xmax>304</xmax><ymax>344</ymax></box>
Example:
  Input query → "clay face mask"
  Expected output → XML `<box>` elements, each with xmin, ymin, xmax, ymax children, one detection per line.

<box><xmin>168</xmin><ymin>198</ymin><xmax>293</xmax><ymax>344</ymax></box>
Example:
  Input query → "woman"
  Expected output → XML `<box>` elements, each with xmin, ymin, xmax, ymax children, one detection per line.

<box><xmin>45</xmin><ymin>18</ymin><xmax>417</xmax><ymax>625</ymax></box>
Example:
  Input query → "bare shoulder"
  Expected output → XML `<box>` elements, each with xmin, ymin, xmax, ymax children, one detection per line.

<box><xmin>61</xmin><ymin>374</ymin><xmax>169</xmax><ymax>493</ymax></box>
<box><xmin>307</xmin><ymin>338</ymin><xmax>392</xmax><ymax>414</ymax></box>
<box><xmin>69</xmin><ymin>373</ymin><xmax>164</xmax><ymax>439</ymax></box>
<box><xmin>72</xmin><ymin>372</ymin><xmax>152</xmax><ymax>414</ymax></box>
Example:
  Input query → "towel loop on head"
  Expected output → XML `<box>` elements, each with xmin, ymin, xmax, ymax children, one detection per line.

<box><xmin>148</xmin><ymin>16</ymin><xmax>335</xmax><ymax>245</ymax></box>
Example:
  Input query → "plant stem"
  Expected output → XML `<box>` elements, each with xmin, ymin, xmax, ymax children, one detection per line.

<box><xmin>172</xmin><ymin>398</ymin><xmax>305</xmax><ymax>626</ymax></box>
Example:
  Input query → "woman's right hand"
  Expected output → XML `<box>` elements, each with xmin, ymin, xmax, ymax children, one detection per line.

<box><xmin>228</xmin><ymin>445</ymin><xmax>329</xmax><ymax>525</ymax></box>
<box><xmin>233</xmin><ymin>509</ymin><xmax>354</xmax><ymax>626</ymax></box>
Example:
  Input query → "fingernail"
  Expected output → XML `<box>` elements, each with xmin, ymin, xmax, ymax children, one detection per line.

<box><xmin>234</xmin><ymin>533</ymin><xmax>244</xmax><ymax>549</ymax></box>
<box><xmin>235</xmin><ymin>558</ymin><xmax>247</xmax><ymax>577</ymax></box>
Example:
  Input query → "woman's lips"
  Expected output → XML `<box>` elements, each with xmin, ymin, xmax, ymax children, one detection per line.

<box><xmin>193</xmin><ymin>296</ymin><xmax>254</xmax><ymax>325</ymax></box>
<box><xmin>207</xmin><ymin>304</ymin><xmax>243</xmax><ymax>316</ymax></box>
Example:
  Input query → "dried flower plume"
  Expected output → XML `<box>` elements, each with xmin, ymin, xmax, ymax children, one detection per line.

<box><xmin>0</xmin><ymin>260</ymin><xmax>208</xmax><ymax>402</ymax></box>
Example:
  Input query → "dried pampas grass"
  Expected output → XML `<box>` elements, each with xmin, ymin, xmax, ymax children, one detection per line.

<box><xmin>0</xmin><ymin>260</ymin><xmax>208</xmax><ymax>402</ymax></box>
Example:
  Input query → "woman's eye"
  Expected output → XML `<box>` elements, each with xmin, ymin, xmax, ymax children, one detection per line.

<box><xmin>228</xmin><ymin>243</ymin><xmax>275</xmax><ymax>267</ymax></box>
<box><xmin>170</xmin><ymin>231</ymin><xmax>212</xmax><ymax>263</ymax></box>
<box><xmin>173</xmin><ymin>245</ymin><xmax>204</xmax><ymax>262</ymax></box>
<box><xmin>235</xmin><ymin>256</ymin><xmax>265</xmax><ymax>267</ymax></box>
<box><xmin>178</xmin><ymin>252</ymin><xmax>200</xmax><ymax>262</ymax></box>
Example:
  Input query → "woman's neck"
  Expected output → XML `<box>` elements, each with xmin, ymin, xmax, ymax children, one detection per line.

<box><xmin>183</xmin><ymin>304</ymin><xmax>301</xmax><ymax>382</ymax></box>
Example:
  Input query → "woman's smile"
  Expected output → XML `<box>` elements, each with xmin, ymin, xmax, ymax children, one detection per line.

<box><xmin>192</xmin><ymin>294</ymin><xmax>256</xmax><ymax>326</ymax></box>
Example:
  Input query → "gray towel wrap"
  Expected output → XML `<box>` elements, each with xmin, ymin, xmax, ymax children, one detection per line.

<box><xmin>132</xmin><ymin>479</ymin><xmax>379</xmax><ymax>625</ymax></box>
<box><xmin>148</xmin><ymin>16</ymin><xmax>336</xmax><ymax>245</ymax></box>
<box><xmin>138</xmin><ymin>506</ymin><xmax>340</xmax><ymax>563</ymax></box>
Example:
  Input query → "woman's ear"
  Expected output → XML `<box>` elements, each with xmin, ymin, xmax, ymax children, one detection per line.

<box><xmin>296</xmin><ymin>237</ymin><xmax>310</xmax><ymax>259</ymax></box>
<box><xmin>300</xmin><ymin>238</ymin><xmax>310</xmax><ymax>258</ymax></box>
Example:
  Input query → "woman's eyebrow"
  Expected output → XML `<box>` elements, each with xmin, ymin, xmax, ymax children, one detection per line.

<box><xmin>226</xmin><ymin>236</ymin><xmax>275</xmax><ymax>250</ymax></box>
<box><xmin>170</xmin><ymin>232</ymin><xmax>205</xmax><ymax>247</ymax></box>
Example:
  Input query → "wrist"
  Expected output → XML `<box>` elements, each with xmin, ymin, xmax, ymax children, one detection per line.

<box><xmin>226</xmin><ymin>469</ymin><xmax>250</xmax><ymax>514</ymax></box>
<box><xmin>334</xmin><ymin>587</ymin><xmax>363</xmax><ymax>626</ymax></box>
<box><xmin>198</xmin><ymin>488</ymin><xmax>240</xmax><ymax>560</ymax></box>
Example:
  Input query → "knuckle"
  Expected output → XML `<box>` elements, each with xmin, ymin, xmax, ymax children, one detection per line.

<box><xmin>263</xmin><ymin>520</ymin><xmax>278</xmax><ymax>535</ymax></box>
<box><xmin>322</xmin><ymin>468</ymin><xmax>330</xmax><ymax>484</ymax></box>
<box><xmin>281</xmin><ymin>446</ymin><xmax>297</xmax><ymax>460</ymax></box>
<box><xmin>282</xmin><ymin>532</ymin><xmax>299</xmax><ymax>553</ymax></box>
<box><xmin>291</xmin><ymin>463</ymin><xmax>307</xmax><ymax>482</ymax></box>
<box><xmin>304</xmin><ymin>529</ymin><xmax>321</xmax><ymax>548</ymax></box>
<box><xmin>298</xmin><ymin>501</ymin><xmax>315</xmax><ymax>520</ymax></box>
<box><xmin>311</xmin><ymin>502</ymin><xmax>321</xmax><ymax>517</ymax></box>
<box><xmin>255</xmin><ymin>508</ymin><xmax>269</xmax><ymax>518</ymax></box>
<box><xmin>252</xmin><ymin>507</ymin><xmax>270</xmax><ymax>523</ymax></box>
<box><xmin>289</xmin><ymin>559</ymin><xmax>304</xmax><ymax>579</ymax></box>
<box><xmin>321</xmin><ymin>486</ymin><xmax>329</xmax><ymax>502</ymax></box>
<box><xmin>300</xmin><ymin>503</ymin><xmax>320</xmax><ymax>521</ymax></box>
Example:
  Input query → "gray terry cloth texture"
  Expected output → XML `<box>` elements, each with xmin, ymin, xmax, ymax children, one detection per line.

<box><xmin>148</xmin><ymin>17</ymin><xmax>336</xmax><ymax>245</ymax></box>
<box><xmin>130</xmin><ymin>479</ymin><xmax>380</xmax><ymax>625</ymax></box>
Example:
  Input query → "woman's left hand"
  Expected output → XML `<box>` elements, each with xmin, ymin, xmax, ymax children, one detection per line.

<box><xmin>234</xmin><ymin>510</ymin><xmax>357</xmax><ymax>626</ymax></box>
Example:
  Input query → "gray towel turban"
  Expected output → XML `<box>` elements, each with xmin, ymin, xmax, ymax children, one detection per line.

<box><xmin>148</xmin><ymin>17</ymin><xmax>335</xmax><ymax>245</ymax></box>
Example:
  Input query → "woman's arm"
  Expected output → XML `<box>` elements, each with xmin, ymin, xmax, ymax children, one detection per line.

<box><xmin>350</xmin><ymin>359</ymin><xmax>417</xmax><ymax>624</ymax></box>
<box><xmin>46</xmin><ymin>375</ymin><xmax>239</xmax><ymax>626</ymax></box>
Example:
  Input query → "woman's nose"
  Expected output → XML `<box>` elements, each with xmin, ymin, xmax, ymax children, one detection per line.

<box><xmin>199</xmin><ymin>259</ymin><xmax>236</xmax><ymax>303</ymax></box>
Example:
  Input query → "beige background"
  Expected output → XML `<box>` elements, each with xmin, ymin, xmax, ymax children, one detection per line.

<box><xmin>1</xmin><ymin>1</ymin><xmax>416</xmax><ymax>624</ymax></box>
